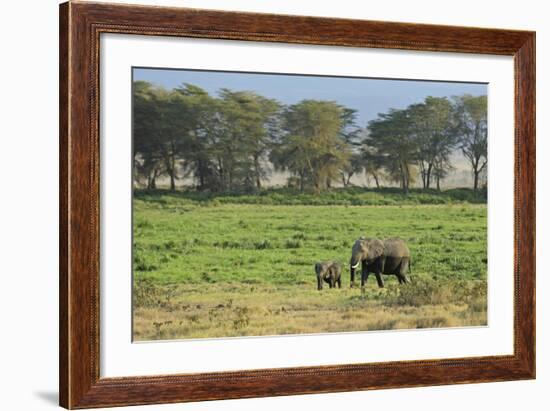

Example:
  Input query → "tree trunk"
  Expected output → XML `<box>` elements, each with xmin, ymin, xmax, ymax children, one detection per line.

<box><xmin>196</xmin><ymin>159</ymin><xmax>205</xmax><ymax>190</ymax></box>
<box><xmin>147</xmin><ymin>169</ymin><xmax>157</xmax><ymax>189</ymax></box>
<box><xmin>420</xmin><ymin>162</ymin><xmax>427</xmax><ymax>189</ymax></box>
<box><xmin>399</xmin><ymin>161</ymin><xmax>409</xmax><ymax>194</ymax></box>
<box><xmin>254</xmin><ymin>155</ymin><xmax>262</xmax><ymax>190</ymax></box>
<box><xmin>255</xmin><ymin>176</ymin><xmax>261</xmax><ymax>190</ymax></box>
<box><xmin>403</xmin><ymin>162</ymin><xmax>410</xmax><ymax>194</ymax></box>
<box><xmin>426</xmin><ymin>163</ymin><xmax>432</xmax><ymax>189</ymax></box>
<box><xmin>199</xmin><ymin>172</ymin><xmax>204</xmax><ymax>190</ymax></box>
<box><xmin>216</xmin><ymin>157</ymin><xmax>224</xmax><ymax>191</ymax></box>
<box><xmin>169</xmin><ymin>172</ymin><xmax>176</xmax><ymax>191</ymax></box>
<box><xmin>314</xmin><ymin>175</ymin><xmax>322</xmax><ymax>194</ymax></box>
<box><xmin>168</xmin><ymin>142</ymin><xmax>177</xmax><ymax>191</ymax></box>
<box><xmin>372</xmin><ymin>172</ymin><xmax>380</xmax><ymax>189</ymax></box>
<box><xmin>472</xmin><ymin>156</ymin><xmax>481</xmax><ymax>192</ymax></box>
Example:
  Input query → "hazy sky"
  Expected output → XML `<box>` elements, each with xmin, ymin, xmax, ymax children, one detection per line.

<box><xmin>134</xmin><ymin>67</ymin><xmax>487</xmax><ymax>126</ymax></box>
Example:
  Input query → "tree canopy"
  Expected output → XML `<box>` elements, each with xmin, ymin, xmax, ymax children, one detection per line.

<box><xmin>133</xmin><ymin>81</ymin><xmax>487</xmax><ymax>194</ymax></box>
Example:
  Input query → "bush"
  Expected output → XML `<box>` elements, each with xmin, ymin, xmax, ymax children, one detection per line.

<box><xmin>385</xmin><ymin>279</ymin><xmax>453</xmax><ymax>306</ymax></box>
<box><xmin>285</xmin><ymin>239</ymin><xmax>303</xmax><ymax>249</ymax></box>
<box><xmin>133</xmin><ymin>187</ymin><xmax>486</xmax><ymax>207</ymax></box>
<box><xmin>384</xmin><ymin>278</ymin><xmax>487</xmax><ymax>307</ymax></box>
<box><xmin>134</xmin><ymin>277</ymin><xmax>163</xmax><ymax>308</ymax></box>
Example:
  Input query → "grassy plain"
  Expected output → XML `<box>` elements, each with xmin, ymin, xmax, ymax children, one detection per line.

<box><xmin>133</xmin><ymin>188</ymin><xmax>487</xmax><ymax>341</ymax></box>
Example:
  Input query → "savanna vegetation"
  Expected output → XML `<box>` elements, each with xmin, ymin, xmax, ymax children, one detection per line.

<box><xmin>133</xmin><ymin>189</ymin><xmax>487</xmax><ymax>341</ymax></box>
<box><xmin>132</xmin><ymin>78</ymin><xmax>488</xmax><ymax>341</ymax></box>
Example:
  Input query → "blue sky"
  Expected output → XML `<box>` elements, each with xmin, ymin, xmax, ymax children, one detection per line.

<box><xmin>134</xmin><ymin>67</ymin><xmax>487</xmax><ymax>126</ymax></box>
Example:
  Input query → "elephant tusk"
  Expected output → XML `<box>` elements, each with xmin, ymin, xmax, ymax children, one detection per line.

<box><xmin>351</xmin><ymin>262</ymin><xmax>360</xmax><ymax>269</ymax></box>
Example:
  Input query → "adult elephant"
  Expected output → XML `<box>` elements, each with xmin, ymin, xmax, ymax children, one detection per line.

<box><xmin>349</xmin><ymin>237</ymin><xmax>411</xmax><ymax>289</ymax></box>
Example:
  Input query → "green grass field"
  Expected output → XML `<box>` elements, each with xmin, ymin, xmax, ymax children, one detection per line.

<box><xmin>133</xmin><ymin>188</ymin><xmax>487</xmax><ymax>341</ymax></box>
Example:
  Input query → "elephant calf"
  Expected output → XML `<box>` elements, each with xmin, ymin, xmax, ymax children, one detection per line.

<box><xmin>315</xmin><ymin>261</ymin><xmax>342</xmax><ymax>291</ymax></box>
<box><xmin>350</xmin><ymin>237</ymin><xmax>411</xmax><ymax>289</ymax></box>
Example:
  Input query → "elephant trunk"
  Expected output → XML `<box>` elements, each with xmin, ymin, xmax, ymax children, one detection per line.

<box><xmin>350</xmin><ymin>256</ymin><xmax>360</xmax><ymax>288</ymax></box>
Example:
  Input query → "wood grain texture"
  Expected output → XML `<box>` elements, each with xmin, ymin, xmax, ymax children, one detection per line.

<box><xmin>59</xmin><ymin>2</ymin><xmax>69</xmax><ymax>407</ymax></box>
<box><xmin>514</xmin><ymin>34</ymin><xmax>536</xmax><ymax>374</ymax></box>
<box><xmin>59</xmin><ymin>1</ymin><xmax>536</xmax><ymax>408</ymax></box>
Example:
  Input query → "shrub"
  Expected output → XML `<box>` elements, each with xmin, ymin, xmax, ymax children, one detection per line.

<box><xmin>416</xmin><ymin>316</ymin><xmax>452</xmax><ymax>329</ymax></box>
<box><xmin>133</xmin><ymin>277</ymin><xmax>163</xmax><ymax>308</ymax></box>
<box><xmin>384</xmin><ymin>278</ymin><xmax>487</xmax><ymax>308</ymax></box>
<box><xmin>255</xmin><ymin>239</ymin><xmax>272</xmax><ymax>249</ymax></box>
<box><xmin>285</xmin><ymin>239</ymin><xmax>303</xmax><ymax>249</ymax></box>
<box><xmin>384</xmin><ymin>280</ymin><xmax>453</xmax><ymax>306</ymax></box>
<box><xmin>232</xmin><ymin>307</ymin><xmax>250</xmax><ymax>329</ymax></box>
<box><xmin>134</xmin><ymin>254</ymin><xmax>158</xmax><ymax>272</ymax></box>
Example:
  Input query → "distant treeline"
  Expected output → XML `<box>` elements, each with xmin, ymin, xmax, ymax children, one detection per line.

<box><xmin>133</xmin><ymin>81</ymin><xmax>487</xmax><ymax>194</ymax></box>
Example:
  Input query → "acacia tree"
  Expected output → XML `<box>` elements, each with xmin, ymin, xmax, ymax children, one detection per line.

<box><xmin>134</xmin><ymin>79</ymin><xmax>485</xmax><ymax>194</ymax></box>
<box><xmin>217</xmin><ymin>90</ymin><xmax>281</xmax><ymax>190</ymax></box>
<box><xmin>361</xmin><ymin>146</ymin><xmax>384</xmax><ymax>188</ymax></box>
<box><xmin>166</xmin><ymin>86</ymin><xmax>281</xmax><ymax>192</ymax></box>
<box><xmin>272</xmin><ymin>100</ymin><xmax>351</xmax><ymax>193</ymax></box>
<box><xmin>160</xmin><ymin>91</ymin><xmax>195</xmax><ymax>191</ymax></box>
<box><xmin>432</xmin><ymin>155</ymin><xmax>454</xmax><ymax>191</ymax></box>
<box><xmin>133</xmin><ymin>81</ymin><xmax>168</xmax><ymax>189</ymax></box>
<box><xmin>454</xmin><ymin>94</ymin><xmax>488</xmax><ymax>191</ymax></box>
<box><xmin>340</xmin><ymin>153</ymin><xmax>364</xmax><ymax>187</ymax></box>
<box><xmin>173</xmin><ymin>84</ymin><xmax>221</xmax><ymax>191</ymax></box>
<box><xmin>366</xmin><ymin>109</ymin><xmax>418</xmax><ymax>193</ymax></box>
<box><xmin>409</xmin><ymin>97</ymin><xmax>457</xmax><ymax>189</ymax></box>
<box><xmin>338</xmin><ymin>109</ymin><xmax>363</xmax><ymax>187</ymax></box>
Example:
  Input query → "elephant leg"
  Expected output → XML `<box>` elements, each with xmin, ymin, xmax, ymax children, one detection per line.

<box><xmin>337</xmin><ymin>277</ymin><xmax>342</xmax><ymax>288</ymax></box>
<box><xmin>375</xmin><ymin>272</ymin><xmax>385</xmax><ymax>288</ymax></box>
<box><xmin>363</xmin><ymin>272</ymin><xmax>370</xmax><ymax>285</ymax></box>
<box><xmin>374</xmin><ymin>257</ymin><xmax>385</xmax><ymax>288</ymax></box>
<box><xmin>317</xmin><ymin>276</ymin><xmax>322</xmax><ymax>291</ymax></box>
<box><xmin>398</xmin><ymin>259</ymin><xmax>410</xmax><ymax>284</ymax></box>
<box><xmin>361</xmin><ymin>261</ymin><xmax>369</xmax><ymax>287</ymax></box>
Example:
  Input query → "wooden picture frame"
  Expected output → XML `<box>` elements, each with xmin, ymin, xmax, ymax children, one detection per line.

<box><xmin>59</xmin><ymin>1</ymin><xmax>535</xmax><ymax>408</ymax></box>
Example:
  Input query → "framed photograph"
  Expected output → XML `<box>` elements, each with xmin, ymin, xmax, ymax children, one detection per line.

<box><xmin>59</xmin><ymin>2</ymin><xmax>535</xmax><ymax>408</ymax></box>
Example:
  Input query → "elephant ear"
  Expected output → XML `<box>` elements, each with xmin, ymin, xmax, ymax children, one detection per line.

<box><xmin>366</xmin><ymin>239</ymin><xmax>385</xmax><ymax>260</ymax></box>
